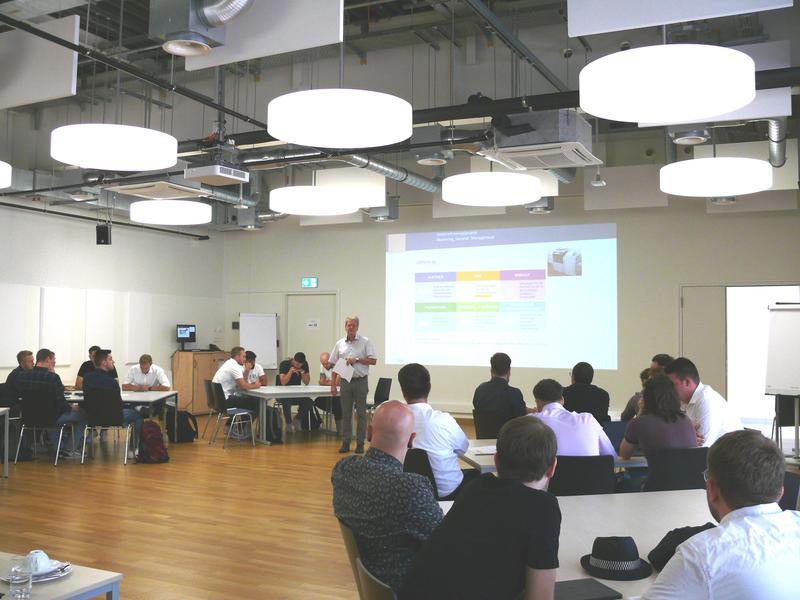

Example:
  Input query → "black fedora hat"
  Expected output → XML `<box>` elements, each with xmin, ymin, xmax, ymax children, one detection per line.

<box><xmin>580</xmin><ymin>536</ymin><xmax>653</xmax><ymax>581</ymax></box>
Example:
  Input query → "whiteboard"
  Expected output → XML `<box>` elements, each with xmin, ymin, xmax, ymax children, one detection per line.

<box><xmin>40</xmin><ymin>286</ymin><xmax>83</xmax><ymax>366</ymax></box>
<box><xmin>765</xmin><ymin>304</ymin><xmax>800</xmax><ymax>395</ymax></box>
<box><xmin>0</xmin><ymin>283</ymin><xmax>40</xmax><ymax>367</ymax></box>
<box><xmin>125</xmin><ymin>292</ymin><xmax>152</xmax><ymax>364</ymax></box>
<box><xmin>239</xmin><ymin>313</ymin><xmax>278</xmax><ymax>369</ymax></box>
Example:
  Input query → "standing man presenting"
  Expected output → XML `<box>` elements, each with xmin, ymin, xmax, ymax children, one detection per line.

<box><xmin>329</xmin><ymin>316</ymin><xmax>377</xmax><ymax>454</ymax></box>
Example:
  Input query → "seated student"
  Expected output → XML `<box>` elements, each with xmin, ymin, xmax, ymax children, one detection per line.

<box><xmin>400</xmin><ymin>363</ymin><xmax>475</xmax><ymax>500</ymax></box>
<box><xmin>75</xmin><ymin>345</ymin><xmax>118</xmax><ymax>390</ymax></box>
<box><xmin>2</xmin><ymin>350</ymin><xmax>34</xmax><ymax>406</ymax></box>
<box><xmin>244</xmin><ymin>351</ymin><xmax>268</xmax><ymax>387</ymax></box>
<box><xmin>621</xmin><ymin>366</ymin><xmax>661</xmax><ymax>421</ymax></box>
<box><xmin>664</xmin><ymin>357</ymin><xmax>742</xmax><ymax>447</ymax></box>
<box><xmin>532</xmin><ymin>378</ymin><xmax>615</xmax><ymax>456</ymax></box>
<box><xmin>211</xmin><ymin>346</ymin><xmax>261</xmax><ymax>414</ymax></box>
<box><xmin>122</xmin><ymin>354</ymin><xmax>170</xmax><ymax>391</ymax></box>
<box><xmin>563</xmin><ymin>361</ymin><xmax>610</xmax><ymax>423</ymax></box>
<box><xmin>277</xmin><ymin>352</ymin><xmax>313</xmax><ymax>432</ymax></box>
<box><xmin>400</xmin><ymin>416</ymin><xmax>561</xmax><ymax>600</ymax></box>
<box><xmin>332</xmin><ymin>400</ymin><xmax>443</xmax><ymax>592</ymax></box>
<box><xmin>316</xmin><ymin>352</ymin><xmax>342</xmax><ymax>435</ymax></box>
<box><xmin>620</xmin><ymin>374</ymin><xmax>696</xmax><ymax>461</ymax></box>
<box><xmin>651</xmin><ymin>353</ymin><xmax>674</xmax><ymax>369</ymax></box>
<box><xmin>83</xmin><ymin>349</ymin><xmax>143</xmax><ymax>455</ymax></box>
<box><xmin>472</xmin><ymin>352</ymin><xmax>527</xmax><ymax>425</ymax></box>
<box><xmin>642</xmin><ymin>430</ymin><xmax>800</xmax><ymax>600</ymax></box>
<box><xmin>16</xmin><ymin>348</ymin><xmax>86</xmax><ymax>458</ymax></box>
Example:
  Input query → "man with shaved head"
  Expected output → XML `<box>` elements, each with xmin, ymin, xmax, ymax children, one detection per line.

<box><xmin>332</xmin><ymin>400</ymin><xmax>443</xmax><ymax>592</ymax></box>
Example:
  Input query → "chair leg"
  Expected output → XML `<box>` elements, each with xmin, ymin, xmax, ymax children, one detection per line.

<box><xmin>70</xmin><ymin>424</ymin><xmax>75</xmax><ymax>453</ymax></box>
<box><xmin>32</xmin><ymin>427</ymin><xmax>37</xmax><ymax>458</ymax></box>
<box><xmin>249</xmin><ymin>414</ymin><xmax>256</xmax><ymax>447</ymax></box>
<box><xmin>14</xmin><ymin>425</ymin><xmax>25</xmax><ymax>464</ymax></box>
<box><xmin>224</xmin><ymin>414</ymin><xmax>237</xmax><ymax>449</ymax></box>
<box><xmin>201</xmin><ymin>410</ymin><xmax>213</xmax><ymax>439</ymax></box>
<box><xmin>210</xmin><ymin>414</ymin><xmax>225</xmax><ymax>446</ymax></box>
<box><xmin>54</xmin><ymin>426</ymin><xmax>65</xmax><ymax>466</ymax></box>
<box><xmin>81</xmin><ymin>426</ymin><xmax>90</xmax><ymax>464</ymax></box>
<box><xmin>124</xmin><ymin>426</ymin><xmax>131</xmax><ymax>465</ymax></box>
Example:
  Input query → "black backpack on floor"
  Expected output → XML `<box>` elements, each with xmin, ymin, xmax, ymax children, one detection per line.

<box><xmin>166</xmin><ymin>407</ymin><xmax>199</xmax><ymax>443</ymax></box>
<box><xmin>263</xmin><ymin>404</ymin><xmax>283</xmax><ymax>444</ymax></box>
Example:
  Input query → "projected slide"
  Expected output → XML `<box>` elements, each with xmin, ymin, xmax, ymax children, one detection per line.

<box><xmin>385</xmin><ymin>224</ymin><xmax>617</xmax><ymax>369</ymax></box>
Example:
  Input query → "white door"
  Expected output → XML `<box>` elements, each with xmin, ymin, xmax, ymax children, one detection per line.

<box><xmin>680</xmin><ymin>285</ymin><xmax>726</xmax><ymax>397</ymax></box>
<box><xmin>287</xmin><ymin>293</ymin><xmax>338</xmax><ymax>375</ymax></box>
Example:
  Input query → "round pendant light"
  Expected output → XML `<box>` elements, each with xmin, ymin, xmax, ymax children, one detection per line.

<box><xmin>269</xmin><ymin>186</ymin><xmax>361</xmax><ymax>216</ymax></box>
<box><xmin>267</xmin><ymin>89</ymin><xmax>413</xmax><ymax>148</ymax></box>
<box><xmin>0</xmin><ymin>160</ymin><xmax>11</xmax><ymax>189</ymax></box>
<box><xmin>51</xmin><ymin>124</ymin><xmax>178</xmax><ymax>171</ymax></box>
<box><xmin>129</xmin><ymin>200</ymin><xmax>212</xmax><ymax>225</ymax></box>
<box><xmin>659</xmin><ymin>157</ymin><xmax>772</xmax><ymax>197</ymax></box>
<box><xmin>579</xmin><ymin>44</ymin><xmax>756</xmax><ymax>123</ymax></box>
<box><xmin>442</xmin><ymin>172</ymin><xmax>542</xmax><ymax>207</ymax></box>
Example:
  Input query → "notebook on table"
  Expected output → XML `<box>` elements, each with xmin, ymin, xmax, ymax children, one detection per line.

<box><xmin>554</xmin><ymin>578</ymin><xmax>622</xmax><ymax>600</ymax></box>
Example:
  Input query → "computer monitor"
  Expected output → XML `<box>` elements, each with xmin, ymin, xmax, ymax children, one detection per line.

<box><xmin>176</xmin><ymin>324</ymin><xmax>196</xmax><ymax>343</ymax></box>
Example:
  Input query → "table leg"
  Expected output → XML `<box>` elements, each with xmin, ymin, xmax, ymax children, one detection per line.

<box><xmin>259</xmin><ymin>397</ymin><xmax>266</xmax><ymax>444</ymax></box>
<box><xmin>3</xmin><ymin>410</ymin><xmax>8</xmax><ymax>478</ymax></box>
<box><xmin>794</xmin><ymin>396</ymin><xmax>799</xmax><ymax>460</ymax></box>
<box><xmin>106</xmin><ymin>582</ymin><xmax>120</xmax><ymax>599</ymax></box>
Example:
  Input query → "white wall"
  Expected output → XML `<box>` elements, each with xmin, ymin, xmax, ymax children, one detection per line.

<box><xmin>0</xmin><ymin>206</ymin><xmax>225</xmax><ymax>383</ymax></box>
<box><xmin>222</xmin><ymin>195</ymin><xmax>800</xmax><ymax>414</ymax></box>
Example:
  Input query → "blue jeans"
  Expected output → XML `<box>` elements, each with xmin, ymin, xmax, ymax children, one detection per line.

<box><xmin>123</xmin><ymin>408</ymin><xmax>143</xmax><ymax>443</ymax></box>
<box><xmin>54</xmin><ymin>409</ymin><xmax>88</xmax><ymax>448</ymax></box>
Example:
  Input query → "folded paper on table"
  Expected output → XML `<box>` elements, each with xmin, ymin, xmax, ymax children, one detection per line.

<box><xmin>472</xmin><ymin>445</ymin><xmax>496</xmax><ymax>455</ymax></box>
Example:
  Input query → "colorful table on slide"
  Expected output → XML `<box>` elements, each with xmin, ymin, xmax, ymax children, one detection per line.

<box><xmin>415</xmin><ymin>269</ymin><xmax>545</xmax><ymax>335</ymax></box>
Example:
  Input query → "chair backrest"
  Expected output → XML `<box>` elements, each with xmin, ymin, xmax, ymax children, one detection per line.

<box><xmin>19</xmin><ymin>390</ymin><xmax>61</xmax><ymax>427</ymax></box>
<box><xmin>211</xmin><ymin>382</ymin><xmax>227</xmax><ymax>412</ymax></box>
<box><xmin>548</xmin><ymin>455</ymin><xmax>615</xmax><ymax>496</ymax></box>
<box><xmin>602</xmin><ymin>420</ymin><xmax>628</xmax><ymax>453</ymax></box>
<box><xmin>203</xmin><ymin>379</ymin><xmax>215</xmax><ymax>411</ymax></box>
<box><xmin>403</xmin><ymin>448</ymin><xmax>439</xmax><ymax>499</ymax></box>
<box><xmin>338</xmin><ymin>520</ymin><xmax>364</xmax><ymax>598</ymax></box>
<box><xmin>83</xmin><ymin>387</ymin><xmax>124</xmax><ymax>427</ymax></box>
<box><xmin>644</xmin><ymin>447</ymin><xmax>709</xmax><ymax>492</ymax></box>
<box><xmin>373</xmin><ymin>378</ymin><xmax>391</xmax><ymax>408</ymax></box>
<box><xmin>356</xmin><ymin>557</ymin><xmax>396</xmax><ymax>600</ymax></box>
<box><xmin>472</xmin><ymin>409</ymin><xmax>506</xmax><ymax>439</ymax></box>
<box><xmin>779</xmin><ymin>469</ymin><xmax>800</xmax><ymax>511</ymax></box>
<box><xmin>776</xmin><ymin>395</ymin><xmax>798</xmax><ymax>427</ymax></box>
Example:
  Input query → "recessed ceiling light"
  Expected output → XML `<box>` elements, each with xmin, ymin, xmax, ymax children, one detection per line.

<box><xmin>579</xmin><ymin>44</ymin><xmax>755</xmax><ymax>124</ymax></box>
<box><xmin>659</xmin><ymin>157</ymin><xmax>772</xmax><ymax>197</ymax></box>
<box><xmin>129</xmin><ymin>200</ymin><xmax>212</xmax><ymax>225</ymax></box>
<box><xmin>0</xmin><ymin>160</ymin><xmax>11</xmax><ymax>189</ymax></box>
<box><xmin>267</xmin><ymin>89</ymin><xmax>413</xmax><ymax>149</ymax></box>
<box><xmin>51</xmin><ymin>124</ymin><xmax>178</xmax><ymax>172</ymax></box>
<box><xmin>269</xmin><ymin>186</ymin><xmax>362</xmax><ymax>216</ymax></box>
<box><xmin>442</xmin><ymin>172</ymin><xmax>542</xmax><ymax>207</ymax></box>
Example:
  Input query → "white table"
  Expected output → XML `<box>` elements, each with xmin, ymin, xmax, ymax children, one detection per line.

<box><xmin>1</xmin><ymin>407</ymin><xmax>9</xmax><ymax>478</ymax></box>
<box><xmin>441</xmin><ymin>488</ymin><xmax>710</xmax><ymax>598</ymax></box>
<box><xmin>245</xmin><ymin>385</ymin><xmax>337</xmax><ymax>444</ymax></box>
<box><xmin>461</xmin><ymin>439</ymin><xmax>648</xmax><ymax>473</ymax></box>
<box><xmin>0</xmin><ymin>552</ymin><xmax>122</xmax><ymax>599</ymax></box>
<box><xmin>68</xmin><ymin>391</ymin><xmax>178</xmax><ymax>438</ymax></box>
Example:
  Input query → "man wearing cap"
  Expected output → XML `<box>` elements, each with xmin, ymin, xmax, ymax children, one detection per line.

<box><xmin>400</xmin><ymin>416</ymin><xmax>560</xmax><ymax>600</ymax></box>
<box><xmin>642</xmin><ymin>430</ymin><xmax>800</xmax><ymax>600</ymax></box>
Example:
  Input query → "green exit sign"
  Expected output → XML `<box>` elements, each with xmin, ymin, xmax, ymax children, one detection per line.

<box><xmin>301</xmin><ymin>277</ymin><xmax>319</xmax><ymax>289</ymax></box>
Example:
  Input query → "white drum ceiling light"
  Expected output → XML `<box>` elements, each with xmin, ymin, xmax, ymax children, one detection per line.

<box><xmin>442</xmin><ymin>172</ymin><xmax>542</xmax><ymax>207</ymax></box>
<box><xmin>659</xmin><ymin>157</ymin><xmax>773</xmax><ymax>197</ymax></box>
<box><xmin>129</xmin><ymin>200</ymin><xmax>212</xmax><ymax>225</ymax></box>
<box><xmin>267</xmin><ymin>89</ymin><xmax>413</xmax><ymax>149</ymax></box>
<box><xmin>0</xmin><ymin>160</ymin><xmax>11</xmax><ymax>189</ymax></box>
<box><xmin>269</xmin><ymin>186</ymin><xmax>362</xmax><ymax>216</ymax></box>
<box><xmin>51</xmin><ymin>124</ymin><xmax>178</xmax><ymax>171</ymax></box>
<box><xmin>579</xmin><ymin>44</ymin><xmax>756</xmax><ymax>124</ymax></box>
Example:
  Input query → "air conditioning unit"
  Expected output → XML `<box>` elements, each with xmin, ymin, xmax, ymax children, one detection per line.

<box><xmin>105</xmin><ymin>181</ymin><xmax>208</xmax><ymax>200</ymax></box>
<box><xmin>493</xmin><ymin>110</ymin><xmax>602</xmax><ymax>169</ymax></box>
<box><xmin>184</xmin><ymin>164</ymin><xmax>249</xmax><ymax>186</ymax></box>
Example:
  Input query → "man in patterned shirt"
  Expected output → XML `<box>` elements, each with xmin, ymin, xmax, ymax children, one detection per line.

<box><xmin>332</xmin><ymin>400</ymin><xmax>443</xmax><ymax>591</ymax></box>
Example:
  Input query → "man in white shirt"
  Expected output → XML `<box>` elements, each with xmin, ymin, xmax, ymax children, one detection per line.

<box><xmin>244</xmin><ymin>350</ymin><xmax>267</xmax><ymax>386</ymax></box>
<box><xmin>212</xmin><ymin>346</ymin><xmax>261</xmax><ymax>414</ymax></box>
<box><xmin>643</xmin><ymin>429</ymin><xmax>800</xmax><ymax>600</ymax></box>
<box><xmin>532</xmin><ymin>378</ymin><xmax>616</xmax><ymax>456</ymax></box>
<box><xmin>122</xmin><ymin>354</ymin><xmax>170</xmax><ymax>391</ymax></box>
<box><xmin>664</xmin><ymin>357</ymin><xmax>742</xmax><ymax>447</ymax></box>
<box><xmin>399</xmin><ymin>362</ymin><xmax>474</xmax><ymax>499</ymax></box>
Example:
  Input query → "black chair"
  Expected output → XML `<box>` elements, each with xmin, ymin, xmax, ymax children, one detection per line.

<box><xmin>356</xmin><ymin>558</ymin><xmax>397</xmax><ymax>600</ymax></box>
<box><xmin>403</xmin><ymin>448</ymin><xmax>439</xmax><ymax>499</ymax></box>
<box><xmin>81</xmin><ymin>387</ymin><xmax>132</xmax><ymax>465</ymax></box>
<box><xmin>209</xmin><ymin>382</ymin><xmax>255</xmax><ymax>448</ymax></box>
<box><xmin>367</xmin><ymin>378</ymin><xmax>392</xmax><ymax>415</ymax></box>
<box><xmin>772</xmin><ymin>395</ymin><xmax>798</xmax><ymax>448</ymax></box>
<box><xmin>602</xmin><ymin>420</ymin><xmax>628</xmax><ymax>453</ymax></box>
<box><xmin>338</xmin><ymin>520</ymin><xmax>364</xmax><ymax>599</ymax></box>
<box><xmin>779</xmin><ymin>470</ymin><xmax>800</xmax><ymax>511</ymax></box>
<box><xmin>472</xmin><ymin>409</ymin><xmax>507</xmax><ymax>440</ymax></box>
<box><xmin>548</xmin><ymin>455</ymin><xmax>615</xmax><ymax>496</ymax></box>
<box><xmin>200</xmin><ymin>379</ymin><xmax>220</xmax><ymax>439</ymax></box>
<box><xmin>643</xmin><ymin>447</ymin><xmax>709</xmax><ymax>492</ymax></box>
<box><xmin>14</xmin><ymin>390</ymin><xmax>74</xmax><ymax>466</ymax></box>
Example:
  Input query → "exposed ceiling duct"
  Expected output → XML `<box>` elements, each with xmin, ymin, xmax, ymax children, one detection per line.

<box><xmin>767</xmin><ymin>117</ymin><xmax>787</xmax><ymax>168</ymax></box>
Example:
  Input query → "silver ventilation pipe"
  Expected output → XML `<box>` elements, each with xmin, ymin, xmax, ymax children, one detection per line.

<box><xmin>340</xmin><ymin>155</ymin><xmax>442</xmax><ymax>193</ymax></box>
<box><xmin>547</xmin><ymin>167</ymin><xmax>577</xmax><ymax>184</ymax></box>
<box><xmin>766</xmin><ymin>118</ymin><xmax>787</xmax><ymax>168</ymax></box>
<box><xmin>199</xmin><ymin>0</ymin><xmax>255</xmax><ymax>27</ymax></box>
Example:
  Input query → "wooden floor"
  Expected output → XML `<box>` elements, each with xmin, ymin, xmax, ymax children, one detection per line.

<box><xmin>0</xmin><ymin>417</ymin><xmax>479</xmax><ymax>600</ymax></box>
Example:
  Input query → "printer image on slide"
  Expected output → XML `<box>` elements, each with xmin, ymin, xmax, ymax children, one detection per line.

<box><xmin>548</xmin><ymin>248</ymin><xmax>582</xmax><ymax>277</ymax></box>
